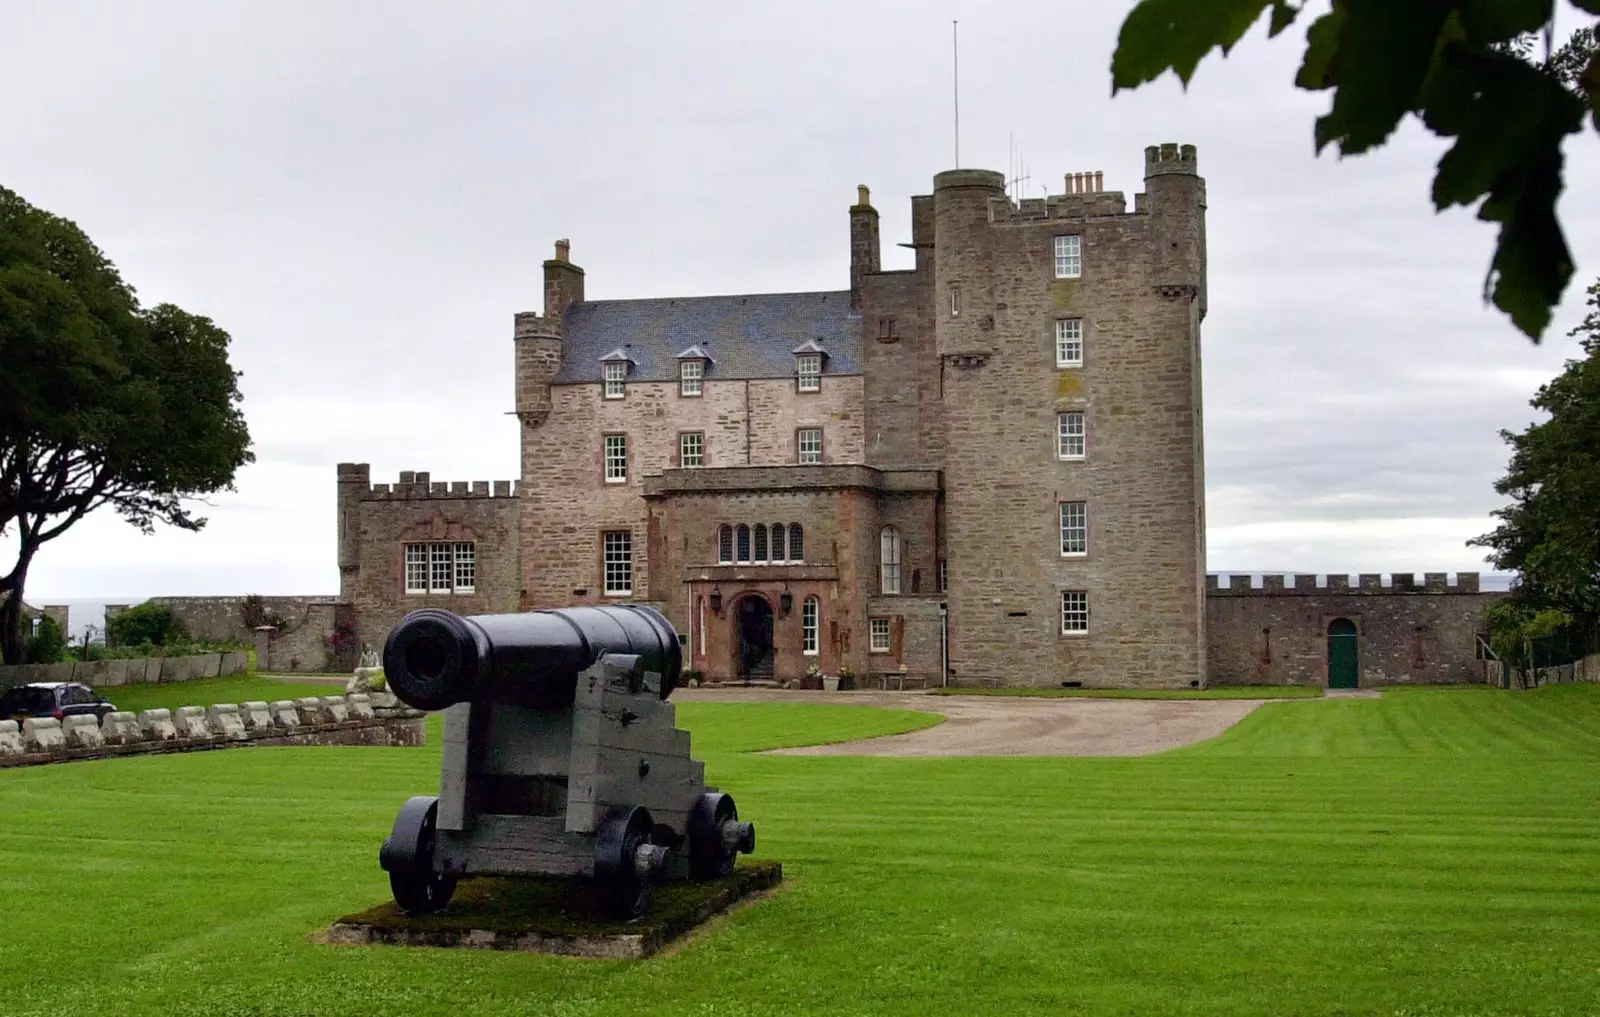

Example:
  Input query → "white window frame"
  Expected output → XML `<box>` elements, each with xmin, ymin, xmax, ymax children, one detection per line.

<box><xmin>698</xmin><ymin>596</ymin><xmax>706</xmax><ymax>656</ymax></box>
<box><xmin>602</xmin><ymin>360</ymin><xmax>627</xmax><ymax>399</ymax></box>
<box><xmin>430</xmin><ymin>543</ymin><xmax>454</xmax><ymax>593</ymax></box>
<box><xmin>1057</xmin><ymin>411</ymin><xmax>1086</xmax><ymax>460</ymax></box>
<box><xmin>796</xmin><ymin>354</ymin><xmax>822</xmax><ymax>392</ymax></box>
<box><xmin>1055</xmin><ymin>319</ymin><xmax>1083</xmax><ymax>368</ymax></box>
<box><xmin>679</xmin><ymin>359</ymin><xmax>703</xmax><ymax>397</ymax></box>
<box><xmin>679</xmin><ymin>431</ymin><xmax>704</xmax><ymax>469</ymax></box>
<box><xmin>603</xmin><ymin>530</ymin><xmax>632</xmax><ymax>596</ymax></box>
<box><xmin>718</xmin><ymin>524</ymin><xmax>734</xmax><ymax>565</ymax></box>
<box><xmin>1054</xmin><ymin>235</ymin><xmax>1082</xmax><ymax>279</ymax></box>
<box><xmin>604</xmin><ymin>434</ymin><xmax>628</xmax><ymax>484</ymax></box>
<box><xmin>880</xmin><ymin>526</ymin><xmax>901</xmax><ymax>595</ymax></box>
<box><xmin>1061</xmin><ymin>590</ymin><xmax>1089</xmax><ymax>634</ymax></box>
<box><xmin>788</xmin><ymin>523</ymin><xmax>804</xmax><ymax>563</ymax></box>
<box><xmin>754</xmin><ymin>523</ymin><xmax>769</xmax><ymax>563</ymax></box>
<box><xmin>404</xmin><ymin>543</ymin><xmax>429</xmax><ymax>594</ymax></box>
<box><xmin>736</xmin><ymin>524</ymin><xmax>751</xmax><ymax>564</ymax></box>
<box><xmin>452</xmin><ymin>541</ymin><xmax>475</xmax><ymax>593</ymax></box>
<box><xmin>802</xmin><ymin>596</ymin><xmax>819</xmax><ymax>655</ymax></box>
<box><xmin>949</xmin><ymin>285</ymin><xmax>961</xmax><ymax>317</ymax></box>
<box><xmin>797</xmin><ymin>428</ymin><xmax>823</xmax><ymax>465</ymax></box>
<box><xmin>1060</xmin><ymin>501</ymin><xmax>1087</xmax><ymax>557</ymax></box>
<box><xmin>938</xmin><ymin>558</ymin><xmax>947</xmax><ymax>593</ymax></box>
<box><xmin>869</xmin><ymin>617</ymin><xmax>892</xmax><ymax>653</ymax></box>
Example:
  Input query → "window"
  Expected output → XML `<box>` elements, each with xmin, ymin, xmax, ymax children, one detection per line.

<box><xmin>1057</xmin><ymin>411</ymin><xmax>1085</xmax><ymax>460</ymax></box>
<box><xmin>796</xmin><ymin>354</ymin><xmax>822</xmax><ymax>392</ymax></box>
<box><xmin>878</xmin><ymin>316</ymin><xmax>896</xmax><ymax>339</ymax></box>
<box><xmin>869</xmin><ymin>618</ymin><xmax>892</xmax><ymax>653</ymax></box>
<box><xmin>680</xmin><ymin>359</ymin><xmax>703</xmax><ymax>397</ymax></box>
<box><xmin>754</xmin><ymin>524</ymin><xmax>768</xmax><ymax>563</ymax></box>
<box><xmin>771</xmin><ymin>523</ymin><xmax>786</xmax><ymax>563</ymax></box>
<box><xmin>679</xmin><ymin>431</ymin><xmax>704</xmax><ymax>468</ymax></box>
<box><xmin>736</xmin><ymin>524</ymin><xmax>751</xmax><ymax>564</ymax></box>
<box><xmin>406</xmin><ymin>541</ymin><xmax>475</xmax><ymax>594</ymax></box>
<box><xmin>1055</xmin><ymin>319</ymin><xmax>1083</xmax><ymax>368</ymax></box>
<box><xmin>1060</xmin><ymin>502</ymin><xmax>1087</xmax><ymax>556</ymax></box>
<box><xmin>798</xmin><ymin>428</ymin><xmax>823</xmax><ymax>465</ymax></box>
<box><xmin>880</xmin><ymin>526</ymin><xmax>901</xmax><ymax>594</ymax></box>
<box><xmin>802</xmin><ymin>596</ymin><xmax>819</xmax><ymax>655</ymax></box>
<box><xmin>788</xmin><ymin>523</ymin><xmax>804</xmax><ymax>562</ymax></box>
<box><xmin>603</xmin><ymin>530</ymin><xmax>632</xmax><ymax>595</ymax></box>
<box><xmin>949</xmin><ymin>285</ymin><xmax>962</xmax><ymax>317</ymax></box>
<box><xmin>452</xmin><ymin>542</ymin><xmax>475</xmax><ymax>593</ymax></box>
<box><xmin>604</xmin><ymin>434</ymin><xmax>628</xmax><ymax>483</ymax></box>
<box><xmin>603</xmin><ymin>360</ymin><xmax>627</xmax><ymax>399</ymax></box>
<box><xmin>938</xmin><ymin>558</ymin><xmax>947</xmax><ymax>592</ymax></box>
<box><xmin>1061</xmin><ymin>590</ymin><xmax>1089</xmax><ymax>634</ymax></box>
<box><xmin>718</xmin><ymin>524</ymin><xmax>734</xmax><ymax>564</ymax></box>
<box><xmin>1054</xmin><ymin>235</ymin><xmax>1082</xmax><ymax>279</ymax></box>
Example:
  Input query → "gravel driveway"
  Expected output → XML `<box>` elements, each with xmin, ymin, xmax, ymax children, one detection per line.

<box><xmin>672</xmin><ymin>688</ymin><xmax>1272</xmax><ymax>757</ymax></box>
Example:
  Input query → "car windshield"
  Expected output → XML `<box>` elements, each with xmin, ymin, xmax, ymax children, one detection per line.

<box><xmin>1</xmin><ymin>687</ymin><xmax>57</xmax><ymax>715</ymax></box>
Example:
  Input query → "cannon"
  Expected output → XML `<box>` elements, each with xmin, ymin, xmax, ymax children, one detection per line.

<box><xmin>377</xmin><ymin>604</ymin><xmax>755</xmax><ymax>917</ymax></box>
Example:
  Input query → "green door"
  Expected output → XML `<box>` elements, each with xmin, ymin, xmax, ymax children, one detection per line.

<box><xmin>1327</xmin><ymin>618</ymin><xmax>1359</xmax><ymax>689</ymax></box>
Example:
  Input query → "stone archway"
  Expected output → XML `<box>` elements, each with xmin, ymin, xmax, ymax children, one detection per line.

<box><xmin>734</xmin><ymin>595</ymin><xmax>775</xmax><ymax>680</ymax></box>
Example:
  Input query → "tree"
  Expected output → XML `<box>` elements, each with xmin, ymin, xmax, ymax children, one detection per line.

<box><xmin>23</xmin><ymin>613</ymin><xmax>64</xmax><ymax>665</ymax></box>
<box><xmin>1111</xmin><ymin>2</ymin><xmax>1599</xmax><ymax>340</ymax></box>
<box><xmin>107</xmin><ymin>602</ymin><xmax>189</xmax><ymax>649</ymax></box>
<box><xmin>1471</xmin><ymin>276</ymin><xmax>1600</xmax><ymax>628</ymax></box>
<box><xmin>0</xmin><ymin>187</ymin><xmax>253</xmax><ymax>664</ymax></box>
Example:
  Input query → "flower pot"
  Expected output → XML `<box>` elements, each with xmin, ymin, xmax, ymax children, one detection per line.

<box><xmin>822</xmin><ymin>676</ymin><xmax>840</xmax><ymax>692</ymax></box>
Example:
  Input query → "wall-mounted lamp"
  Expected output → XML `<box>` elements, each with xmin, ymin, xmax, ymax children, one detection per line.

<box><xmin>780</xmin><ymin>591</ymin><xmax>793</xmax><ymax>615</ymax></box>
<box><xmin>709</xmin><ymin>588</ymin><xmax>723</xmax><ymax>616</ymax></box>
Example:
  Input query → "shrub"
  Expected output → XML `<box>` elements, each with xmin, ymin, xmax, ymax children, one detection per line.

<box><xmin>109</xmin><ymin>602</ymin><xmax>188</xmax><ymax>648</ymax></box>
<box><xmin>239</xmin><ymin>594</ymin><xmax>288</xmax><ymax>631</ymax></box>
<box><xmin>24</xmin><ymin>615</ymin><xmax>65</xmax><ymax>664</ymax></box>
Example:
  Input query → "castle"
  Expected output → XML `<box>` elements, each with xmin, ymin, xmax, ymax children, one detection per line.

<box><xmin>325</xmin><ymin>145</ymin><xmax>1501</xmax><ymax>690</ymax></box>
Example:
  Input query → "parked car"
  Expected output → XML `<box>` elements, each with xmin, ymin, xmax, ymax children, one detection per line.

<box><xmin>0</xmin><ymin>682</ymin><xmax>116</xmax><ymax>724</ymax></box>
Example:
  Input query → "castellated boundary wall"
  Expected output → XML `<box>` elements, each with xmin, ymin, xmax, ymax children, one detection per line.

<box><xmin>1205</xmin><ymin>572</ymin><xmax>1503</xmax><ymax>687</ymax></box>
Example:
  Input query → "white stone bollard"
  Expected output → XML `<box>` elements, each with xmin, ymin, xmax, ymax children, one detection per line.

<box><xmin>205</xmin><ymin>704</ymin><xmax>248</xmax><ymax>740</ymax></box>
<box><xmin>296</xmin><ymin>697</ymin><xmax>327</xmax><ymax>726</ymax></box>
<box><xmin>138</xmin><ymin>708</ymin><xmax>177</xmax><ymax>741</ymax></box>
<box><xmin>62</xmin><ymin>714</ymin><xmax>105</xmax><ymax>750</ymax></box>
<box><xmin>0</xmin><ymin>720</ymin><xmax>22</xmax><ymax>756</ymax></box>
<box><xmin>239</xmin><ymin>701</ymin><xmax>275</xmax><ymax>733</ymax></box>
<box><xmin>321</xmin><ymin>695</ymin><xmax>350</xmax><ymax>723</ymax></box>
<box><xmin>173</xmin><ymin>705</ymin><xmax>211</xmax><ymax>739</ymax></box>
<box><xmin>100</xmin><ymin>711</ymin><xmax>144</xmax><ymax>745</ymax></box>
<box><xmin>345</xmin><ymin>693</ymin><xmax>375</xmax><ymax>720</ymax></box>
<box><xmin>22</xmin><ymin>717</ymin><xmax>64</xmax><ymax>752</ymax></box>
<box><xmin>269</xmin><ymin>700</ymin><xmax>300</xmax><ymax>730</ymax></box>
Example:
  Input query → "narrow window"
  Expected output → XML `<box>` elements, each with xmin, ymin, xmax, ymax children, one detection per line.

<box><xmin>754</xmin><ymin>523</ymin><xmax>769</xmax><ymax>563</ymax></box>
<box><xmin>802</xmin><ymin>596</ymin><xmax>819</xmax><ymax>655</ymax></box>
<box><xmin>949</xmin><ymin>284</ymin><xmax>962</xmax><ymax>317</ymax></box>
<box><xmin>736</xmin><ymin>524</ymin><xmax>751</xmax><ymax>564</ymax></box>
<box><xmin>698</xmin><ymin>596</ymin><xmax>706</xmax><ymax>656</ymax></box>
<box><xmin>1055</xmin><ymin>319</ymin><xmax>1083</xmax><ymax>368</ymax></box>
<box><xmin>771</xmin><ymin>523</ymin><xmax>786</xmax><ymax>563</ymax></box>
<box><xmin>604</xmin><ymin>434</ymin><xmax>628</xmax><ymax>483</ymax></box>
<box><xmin>430</xmin><ymin>543</ymin><xmax>453</xmax><ymax>593</ymax></box>
<box><xmin>938</xmin><ymin>558</ymin><xmax>947</xmax><ymax>592</ymax></box>
<box><xmin>788</xmin><ymin>523</ymin><xmax>805</xmax><ymax>563</ymax></box>
<box><xmin>452</xmin><ymin>542</ymin><xmax>476</xmax><ymax>593</ymax></box>
<box><xmin>796</xmin><ymin>354</ymin><xmax>822</xmax><ymax>393</ymax></box>
<box><xmin>869</xmin><ymin>617</ymin><xmax>892</xmax><ymax>653</ymax></box>
<box><xmin>878</xmin><ymin>316</ymin><xmax>895</xmax><ymax>338</ymax></box>
<box><xmin>679</xmin><ymin>431</ymin><xmax>704</xmax><ymax>468</ymax></box>
<box><xmin>1060</xmin><ymin>502</ymin><xmax>1087</xmax><ymax>556</ymax></box>
<box><xmin>603</xmin><ymin>360</ymin><xmax>627</xmax><ymax>399</ymax></box>
<box><xmin>718</xmin><ymin>524</ymin><xmax>733</xmax><ymax>564</ymax></box>
<box><xmin>679</xmin><ymin>359</ymin><xmax>703</xmax><ymax>397</ymax></box>
<box><xmin>880</xmin><ymin>526</ymin><xmax>901</xmax><ymax>595</ymax></box>
<box><xmin>1054</xmin><ymin>235</ymin><xmax>1082</xmax><ymax>279</ymax></box>
<box><xmin>603</xmin><ymin>530</ymin><xmax>633</xmax><ymax>595</ymax></box>
<box><xmin>797</xmin><ymin>428</ymin><xmax>823</xmax><ymax>465</ymax></box>
<box><xmin>404</xmin><ymin>543</ymin><xmax>428</xmax><ymax>594</ymax></box>
<box><xmin>1057</xmin><ymin>411</ymin><xmax>1086</xmax><ymax>459</ymax></box>
<box><xmin>1061</xmin><ymin>590</ymin><xmax>1089</xmax><ymax>634</ymax></box>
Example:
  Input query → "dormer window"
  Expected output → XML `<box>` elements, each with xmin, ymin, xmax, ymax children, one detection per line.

<box><xmin>599</xmin><ymin>348</ymin><xmax>634</xmax><ymax>400</ymax></box>
<box><xmin>675</xmin><ymin>345</ymin><xmax>712</xmax><ymax>397</ymax></box>
<box><xmin>796</xmin><ymin>354</ymin><xmax>821</xmax><ymax>392</ymax></box>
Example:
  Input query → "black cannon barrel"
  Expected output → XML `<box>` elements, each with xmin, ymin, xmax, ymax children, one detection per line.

<box><xmin>382</xmin><ymin>605</ymin><xmax>682</xmax><ymax>711</ymax></box>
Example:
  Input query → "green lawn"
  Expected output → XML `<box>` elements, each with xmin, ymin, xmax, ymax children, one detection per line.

<box><xmin>4</xmin><ymin>689</ymin><xmax>1600</xmax><ymax>1016</ymax></box>
<box><xmin>930</xmin><ymin>684</ymin><xmax>1325</xmax><ymax>700</ymax></box>
<box><xmin>100</xmin><ymin>675</ymin><xmax>346</xmax><ymax>714</ymax></box>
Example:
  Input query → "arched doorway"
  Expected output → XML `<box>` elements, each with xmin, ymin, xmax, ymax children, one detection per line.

<box><xmin>735</xmin><ymin>595</ymin><xmax>775</xmax><ymax>680</ymax></box>
<box><xmin>1327</xmin><ymin>618</ymin><xmax>1359</xmax><ymax>689</ymax></box>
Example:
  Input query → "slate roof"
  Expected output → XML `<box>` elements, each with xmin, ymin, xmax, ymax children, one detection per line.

<box><xmin>552</xmin><ymin>290</ymin><xmax>861</xmax><ymax>384</ymax></box>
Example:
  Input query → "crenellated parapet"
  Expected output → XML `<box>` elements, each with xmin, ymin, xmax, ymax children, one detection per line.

<box><xmin>1206</xmin><ymin>572</ymin><xmax>1484</xmax><ymax>596</ymax></box>
<box><xmin>358</xmin><ymin>470</ymin><xmax>518</xmax><ymax>501</ymax></box>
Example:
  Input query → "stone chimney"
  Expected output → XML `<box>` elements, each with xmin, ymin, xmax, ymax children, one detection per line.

<box><xmin>543</xmin><ymin>238</ymin><xmax>585</xmax><ymax>318</ymax></box>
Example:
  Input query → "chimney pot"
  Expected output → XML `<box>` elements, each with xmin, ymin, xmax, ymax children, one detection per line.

<box><xmin>554</xmin><ymin>238</ymin><xmax>570</xmax><ymax>262</ymax></box>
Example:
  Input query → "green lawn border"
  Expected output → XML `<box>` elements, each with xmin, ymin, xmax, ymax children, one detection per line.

<box><xmin>927</xmin><ymin>684</ymin><xmax>1325</xmax><ymax>700</ymax></box>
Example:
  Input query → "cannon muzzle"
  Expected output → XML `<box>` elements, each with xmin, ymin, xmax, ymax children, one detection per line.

<box><xmin>382</xmin><ymin>604</ymin><xmax>682</xmax><ymax>711</ymax></box>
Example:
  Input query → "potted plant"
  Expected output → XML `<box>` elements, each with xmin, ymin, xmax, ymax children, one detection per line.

<box><xmin>804</xmin><ymin>662</ymin><xmax>824</xmax><ymax>691</ymax></box>
<box><xmin>833</xmin><ymin>666</ymin><xmax>856</xmax><ymax>692</ymax></box>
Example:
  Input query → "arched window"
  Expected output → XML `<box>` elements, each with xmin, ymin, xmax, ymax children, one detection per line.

<box><xmin>788</xmin><ymin>523</ymin><xmax>804</xmax><ymax>563</ymax></box>
<box><xmin>736</xmin><ymin>524</ymin><xmax>751</xmax><ymax>564</ymax></box>
<box><xmin>880</xmin><ymin>526</ymin><xmax>901</xmax><ymax>594</ymax></box>
<box><xmin>802</xmin><ymin>596</ymin><xmax>819</xmax><ymax>655</ymax></box>
<box><xmin>754</xmin><ymin>524</ymin><xmax>768</xmax><ymax>563</ymax></box>
<box><xmin>771</xmin><ymin>524</ymin><xmax>786</xmax><ymax>563</ymax></box>
<box><xmin>718</xmin><ymin>525</ymin><xmax>733</xmax><ymax>565</ymax></box>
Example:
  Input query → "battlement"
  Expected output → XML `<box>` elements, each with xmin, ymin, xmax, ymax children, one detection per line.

<box><xmin>1206</xmin><ymin>573</ymin><xmax>1484</xmax><ymax>596</ymax></box>
<box><xmin>360</xmin><ymin>470</ymin><xmax>518</xmax><ymax>501</ymax></box>
<box><xmin>514</xmin><ymin>310</ymin><xmax>560</xmax><ymax>339</ymax></box>
<box><xmin>1145</xmin><ymin>142</ymin><xmax>1198</xmax><ymax>177</ymax></box>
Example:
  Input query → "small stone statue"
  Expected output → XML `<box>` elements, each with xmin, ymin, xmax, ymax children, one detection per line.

<box><xmin>347</xmin><ymin>646</ymin><xmax>385</xmax><ymax>693</ymax></box>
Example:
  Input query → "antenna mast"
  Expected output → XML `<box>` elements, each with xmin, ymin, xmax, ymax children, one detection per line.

<box><xmin>952</xmin><ymin>20</ymin><xmax>961</xmax><ymax>168</ymax></box>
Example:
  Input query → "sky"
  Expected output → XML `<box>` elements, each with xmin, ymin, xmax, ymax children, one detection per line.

<box><xmin>4</xmin><ymin>1</ymin><xmax>1598</xmax><ymax>634</ymax></box>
